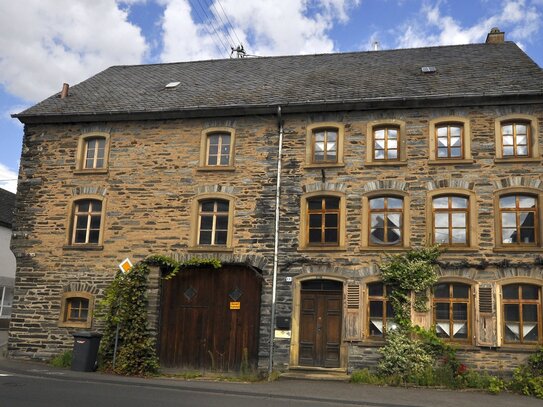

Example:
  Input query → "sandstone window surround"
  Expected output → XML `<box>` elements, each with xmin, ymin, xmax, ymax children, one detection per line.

<box><xmin>199</xmin><ymin>127</ymin><xmax>236</xmax><ymax>171</ymax></box>
<box><xmin>360</xmin><ymin>191</ymin><xmax>410</xmax><ymax>250</ymax></box>
<box><xmin>189</xmin><ymin>193</ymin><xmax>235</xmax><ymax>252</ymax></box>
<box><xmin>64</xmin><ymin>196</ymin><xmax>106</xmax><ymax>250</ymax></box>
<box><xmin>433</xmin><ymin>282</ymin><xmax>473</xmax><ymax>344</ymax></box>
<box><xmin>428</xmin><ymin>117</ymin><xmax>473</xmax><ymax>164</ymax></box>
<box><xmin>366</xmin><ymin>281</ymin><xmax>397</xmax><ymax>340</ymax></box>
<box><xmin>304</xmin><ymin>122</ymin><xmax>345</xmax><ymax>168</ymax></box>
<box><xmin>494</xmin><ymin>114</ymin><xmax>540</xmax><ymax>163</ymax></box>
<box><xmin>365</xmin><ymin>119</ymin><xmax>407</xmax><ymax>166</ymax></box>
<box><xmin>298</xmin><ymin>191</ymin><xmax>346</xmax><ymax>251</ymax></box>
<box><xmin>74</xmin><ymin>132</ymin><xmax>110</xmax><ymax>174</ymax></box>
<box><xmin>58</xmin><ymin>291</ymin><xmax>94</xmax><ymax>329</ymax></box>
<box><xmin>426</xmin><ymin>189</ymin><xmax>478</xmax><ymax>250</ymax></box>
<box><xmin>498</xmin><ymin>281</ymin><xmax>542</xmax><ymax>346</ymax></box>
<box><xmin>494</xmin><ymin>188</ymin><xmax>543</xmax><ymax>252</ymax></box>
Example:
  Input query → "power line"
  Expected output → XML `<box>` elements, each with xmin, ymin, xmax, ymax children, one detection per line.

<box><xmin>215</xmin><ymin>0</ymin><xmax>243</xmax><ymax>47</ymax></box>
<box><xmin>193</xmin><ymin>0</ymin><xmax>231</xmax><ymax>56</ymax></box>
<box><xmin>208</xmin><ymin>0</ymin><xmax>238</xmax><ymax>49</ymax></box>
<box><xmin>188</xmin><ymin>0</ymin><xmax>229</xmax><ymax>57</ymax></box>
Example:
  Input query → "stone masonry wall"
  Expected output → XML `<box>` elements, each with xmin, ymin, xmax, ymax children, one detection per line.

<box><xmin>9</xmin><ymin>102</ymin><xmax>543</xmax><ymax>373</ymax></box>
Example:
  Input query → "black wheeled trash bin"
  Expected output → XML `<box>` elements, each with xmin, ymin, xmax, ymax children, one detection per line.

<box><xmin>71</xmin><ymin>331</ymin><xmax>102</xmax><ymax>372</ymax></box>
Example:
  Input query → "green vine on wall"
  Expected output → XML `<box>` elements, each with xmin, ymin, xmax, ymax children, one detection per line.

<box><xmin>98</xmin><ymin>255</ymin><xmax>221</xmax><ymax>376</ymax></box>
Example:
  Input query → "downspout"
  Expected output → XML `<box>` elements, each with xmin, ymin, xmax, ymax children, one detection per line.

<box><xmin>268</xmin><ymin>106</ymin><xmax>284</xmax><ymax>377</ymax></box>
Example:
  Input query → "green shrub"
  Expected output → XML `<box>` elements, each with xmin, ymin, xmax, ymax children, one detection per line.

<box><xmin>510</xmin><ymin>348</ymin><xmax>543</xmax><ymax>399</ymax></box>
<box><xmin>350</xmin><ymin>369</ymin><xmax>384</xmax><ymax>385</ymax></box>
<box><xmin>50</xmin><ymin>350</ymin><xmax>73</xmax><ymax>368</ymax></box>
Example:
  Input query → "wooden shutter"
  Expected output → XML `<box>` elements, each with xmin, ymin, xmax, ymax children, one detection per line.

<box><xmin>476</xmin><ymin>284</ymin><xmax>497</xmax><ymax>347</ymax></box>
<box><xmin>344</xmin><ymin>283</ymin><xmax>362</xmax><ymax>341</ymax></box>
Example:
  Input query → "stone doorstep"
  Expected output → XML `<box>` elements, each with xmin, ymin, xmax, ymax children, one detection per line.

<box><xmin>280</xmin><ymin>367</ymin><xmax>350</xmax><ymax>382</ymax></box>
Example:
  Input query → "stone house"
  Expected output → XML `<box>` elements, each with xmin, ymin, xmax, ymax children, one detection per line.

<box><xmin>9</xmin><ymin>29</ymin><xmax>543</xmax><ymax>374</ymax></box>
<box><xmin>0</xmin><ymin>188</ymin><xmax>16</xmax><ymax>329</ymax></box>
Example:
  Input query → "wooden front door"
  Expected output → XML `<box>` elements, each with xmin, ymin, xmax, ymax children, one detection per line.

<box><xmin>159</xmin><ymin>266</ymin><xmax>261</xmax><ymax>371</ymax></box>
<box><xmin>299</xmin><ymin>280</ymin><xmax>342</xmax><ymax>368</ymax></box>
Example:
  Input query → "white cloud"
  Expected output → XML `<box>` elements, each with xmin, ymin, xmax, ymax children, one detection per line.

<box><xmin>0</xmin><ymin>0</ymin><xmax>148</xmax><ymax>103</ymax></box>
<box><xmin>159</xmin><ymin>0</ymin><xmax>360</xmax><ymax>62</ymax></box>
<box><xmin>0</xmin><ymin>163</ymin><xmax>17</xmax><ymax>193</ymax></box>
<box><xmin>395</xmin><ymin>0</ymin><xmax>542</xmax><ymax>49</ymax></box>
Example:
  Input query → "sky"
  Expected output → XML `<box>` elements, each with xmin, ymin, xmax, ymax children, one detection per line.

<box><xmin>1</xmin><ymin>0</ymin><xmax>542</xmax><ymax>193</ymax></box>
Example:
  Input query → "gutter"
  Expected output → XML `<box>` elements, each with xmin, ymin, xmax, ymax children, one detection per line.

<box><xmin>12</xmin><ymin>93</ymin><xmax>543</xmax><ymax>125</ymax></box>
<box><xmin>268</xmin><ymin>106</ymin><xmax>284</xmax><ymax>378</ymax></box>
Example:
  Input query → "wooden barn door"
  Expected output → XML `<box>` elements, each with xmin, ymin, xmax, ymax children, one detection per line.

<box><xmin>159</xmin><ymin>266</ymin><xmax>261</xmax><ymax>371</ymax></box>
<box><xmin>298</xmin><ymin>279</ymin><xmax>342</xmax><ymax>368</ymax></box>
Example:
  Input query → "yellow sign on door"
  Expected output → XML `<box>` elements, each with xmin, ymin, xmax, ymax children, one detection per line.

<box><xmin>230</xmin><ymin>302</ymin><xmax>240</xmax><ymax>310</ymax></box>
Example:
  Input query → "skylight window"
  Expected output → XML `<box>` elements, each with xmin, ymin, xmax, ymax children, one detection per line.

<box><xmin>421</xmin><ymin>66</ymin><xmax>437</xmax><ymax>73</ymax></box>
<box><xmin>165</xmin><ymin>81</ymin><xmax>181</xmax><ymax>88</ymax></box>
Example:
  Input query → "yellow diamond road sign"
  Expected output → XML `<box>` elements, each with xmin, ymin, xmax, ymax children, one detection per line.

<box><xmin>119</xmin><ymin>258</ymin><xmax>133</xmax><ymax>273</ymax></box>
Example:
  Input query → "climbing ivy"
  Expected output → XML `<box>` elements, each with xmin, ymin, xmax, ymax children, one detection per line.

<box><xmin>98</xmin><ymin>255</ymin><xmax>221</xmax><ymax>376</ymax></box>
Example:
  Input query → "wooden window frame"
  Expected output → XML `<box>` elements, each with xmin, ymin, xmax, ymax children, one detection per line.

<box><xmin>501</xmin><ymin>283</ymin><xmax>542</xmax><ymax>345</ymax></box>
<box><xmin>432</xmin><ymin>282</ymin><xmax>472</xmax><ymax>344</ymax></box>
<box><xmin>199</xmin><ymin>127</ymin><xmax>236</xmax><ymax>170</ymax></box>
<box><xmin>372</xmin><ymin>126</ymin><xmax>400</xmax><ymax>162</ymax></box>
<box><xmin>360</xmin><ymin>191</ymin><xmax>410</xmax><ymax>250</ymax></box>
<box><xmin>366</xmin><ymin>282</ymin><xmax>397</xmax><ymax>340</ymax></box>
<box><xmin>197</xmin><ymin>199</ymin><xmax>230</xmax><ymax>246</ymax></box>
<box><xmin>365</xmin><ymin>120</ymin><xmax>407</xmax><ymax>166</ymax></box>
<box><xmin>432</xmin><ymin>195</ymin><xmax>470</xmax><ymax>247</ymax></box>
<box><xmin>495</xmin><ymin>190</ymin><xmax>541</xmax><ymax>250</ymax></box>
<box><xmin>306</xmin><ymin>196</ymin><xmax>340</xmax><ymax>246</ymax></box>
<box><xmin>427</xmin><ymin>189</ymin><xmax>477</xmax><ymax>250</ymax></box>
<box><xmin>299</xmin><ymin>191</ymin><xmax>346</xmax><ymax>250</ymax></box>
<box><xmin>494</xmin><ymin>114</ymin><xmax>540</xmax><ymax>163</ymax></box>
<box><xmin>304</xmin><ymin>122</ymin><xmax>344</xmax><ymax>168</ymax></box>
<box><xmin>190</xmin><ymin>193</ymin><xmax>235</xmax><ymax>251</ymax></box>
<box><xmin>65</xmin><ymin>196</ymin><xmax>106</xmax><ymax>248</ymax></box>
<box><xmin>58</xmin><ymin>291</ymin><xmax>94</xmax><ymax>328</ymax></box>
<box><xmin>75</xmin><ymin>132</ymin><xmax>110</xmax><ymax>174</ymax></box>
<box><xmin>428</xmin><ymin>117</ymin><xmax>472</xmax><ymax>164</ymax></box>
<box><xmin>368</xmin><ymin>196</ymin><xmax>403</xmax><ymax>246</ymax></box>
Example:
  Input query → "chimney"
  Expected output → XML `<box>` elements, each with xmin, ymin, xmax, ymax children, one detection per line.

<box><xmin>372</xmin><ymin>41</ymin><xmax>380</xmax><ymax>51</ymax></box>
<box><xmin>60</xmin><ymin>83</ymin><xmax>69</xmax><ymax>99</ymax></box>
<box><xmin>486</xmin><ymin>27</ymin><xmax>505</xmax><ymax>44</ymax></box>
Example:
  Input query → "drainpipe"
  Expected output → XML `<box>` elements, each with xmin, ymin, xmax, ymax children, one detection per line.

<box><xmin>268</xmin><ymin>106</ymin><xmax>284</xmax><ymax>378</ymax></box>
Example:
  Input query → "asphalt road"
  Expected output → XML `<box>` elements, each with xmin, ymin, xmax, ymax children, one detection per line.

<box><xmin>0</xmin><ymin>360</ymin><xmax>541</xmax><ymax>407</ymax></box>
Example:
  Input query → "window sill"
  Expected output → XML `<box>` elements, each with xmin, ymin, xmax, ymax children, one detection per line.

<box><xmin>494</xmin><ymin>157</ymin><xmax>541</xmax><ymax>164</ymax></box>
<box><xmin>303</xmin><ymin>163</ymin><xmax>345</xmax><ymax>169</ymax></box>
<box><xmin>187</xmin><ymin>246</ymin><xmax>234</xmax><ymax>253</ymax></box>
<box><xmin>364</xmin><ymin>161</ymin><xmax>407</xmax><ymax>167</ymax></box>
<box><xmin>428</xmin><ymin>159</ymin><xmax>474</xmax><ymax>165</ymax></box>
<box><xmin>196</xmin><ymin>166</ymin><xmax>236</xmax><ymax>172</ymax></box>
<box><xmin>63</xmin><ymin>244</ymin><xmax>103</xmax><ymax>251</ymax></box>
<box><xmin>493</xmin><ymin>246</ymin><xmax>543</xmax><ymax>253</ymax></box>
<box><xmin>499</xmin><ymin>344</ymin><xmax>543</xmax><ymax>352</ymax></box>
<box><xmin>58</xmin><ymin>321</ymin><xmax>92</xmax><ymax>329</ymax></box>
<box><xmin>73</xmin><ymin>169</ymin><xmax>108</xmax><ymax>175</ymax></box>
<box><xmin>298</xmin><ymin>246</ymin><xmax>347</xmax><ymax>252</ymax></box>
<box><xmin>440</xmin><ymin>247</ymin><xmax>479</xmax><ymax>253</ymax></box>
<box><xmin>359</xmin><ymin>246</ymin><xmax>411</xmax><ymax>252</ymax></box>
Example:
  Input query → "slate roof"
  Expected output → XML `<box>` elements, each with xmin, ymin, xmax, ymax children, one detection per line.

<box><xmin>14</xmin><ymin>41</ymin><xmax>543</xmax><ymax>123</ymax></box>
<box><xmin>0</xmin><ymin>188</ymin><xmax>16</xmax><ymax>228</ymax></box>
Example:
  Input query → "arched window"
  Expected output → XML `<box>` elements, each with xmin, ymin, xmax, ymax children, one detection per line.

<box><xmin>76</xmin><ymin>132</ymin><xmax>110</xmax><ymax>172</ymax></box>
<box><xmin>373</xmin><ymin>126</ymin><xmax>399</xmax><ymax>161</ymax></box>
<box><xmin>367</xmin><ymin>282</ymin><xmax>397</xmax><ymax>338</ymax></box>
<box><xmin>502</xmin><ymin>283</ymin><xmax>541</xmax><ymax>344</ymax></box>
<box><xmin>494</xmin><ymin>115</ymin><xmax>539</xmax><ymax>162</ymax></box>
<box><xmin>305</xmin><ymin>123</ymin><xmax>344</xmax><ymax>167</ymax></box>
<box><xmin>58</xmin><ymin>291</ymin><xmax>94</xmax><ymax>328</ymax></box>
<box><xmin>433</xmin><ymin>282</ymin><xmax>471</xmax><ymax>342</ymax></box>
<box><xmin>199</xmin><ymin>127</ymin><xmax>236</xmax><ymax>169</ymax></box>
<box><xmin>435</xmin><ymin>123</ymin><xmax>463</xmax><ymax>159</ymax></box>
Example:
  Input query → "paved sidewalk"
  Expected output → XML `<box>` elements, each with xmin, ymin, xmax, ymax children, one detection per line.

<box><xmin>0</xmin><ymin>357</ymin><xmax>540</xmax><ymax>407</ymax></box>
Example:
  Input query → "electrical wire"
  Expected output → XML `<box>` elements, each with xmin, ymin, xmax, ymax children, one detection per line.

<box><xmin>193</xmin><ymin>0</ymin><xmax>231</xmax><ymax>56</ymax></box>
<box><xmin>188</xmin><ymin>0</ymin><xmax>229</xmax><ymax>57</ymax></box>
<box><xmin>208</xmin><ymin>0</ymin><xmax>238</xmax><ymax>49</ymax></box>
<box><xmin>215</xmin><ymin>0</ymin><xmax>243</xmax><ymax>47</ymax></box>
